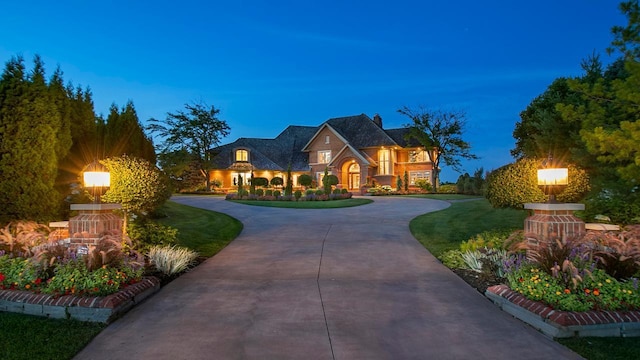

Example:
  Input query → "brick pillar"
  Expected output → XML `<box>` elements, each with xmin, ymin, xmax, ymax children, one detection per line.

<box><xmin>523</xmin><ymin>203</ymin><xmax>585</xmax><ymax>247</ymax></box>
<box><xmin>69</xmin><ymin>204</ymin><xmax>123</xmax><ymax>247</ymax></box>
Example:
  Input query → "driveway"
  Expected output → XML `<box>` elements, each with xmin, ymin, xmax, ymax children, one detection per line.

<box><xmin>74</xmin><ymin>196</ymin><xmax>581</xmax><ymax>360</ymax></box>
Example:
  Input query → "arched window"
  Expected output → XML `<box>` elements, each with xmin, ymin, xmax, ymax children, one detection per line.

<box><xmin>236</xmin><ymin>149</ymin><xmax>248</xmax><ymax>162</ymax></box>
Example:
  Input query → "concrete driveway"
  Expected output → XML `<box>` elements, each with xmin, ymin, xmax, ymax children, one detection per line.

<box><xmin>74</xmin><ymin>196</ymin><xmax>581</xmax><ymax>360</ymax></box>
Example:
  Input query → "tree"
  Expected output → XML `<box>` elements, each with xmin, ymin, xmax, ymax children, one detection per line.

<box><xmin>101</xmin><ymin>155</ymin><xmax>171</xmax><ymax>235</ymax></box>
<box><xmin>147</xmin><ymin>102</ymin><xmax>230</xmax><ymax>191</ymax></box>
<box><xmin>398</xmin><ymin>106</ymin><xmax>478</xmax><ymax>191</ymax></box>
<box><xmin>270</xmin><ymin>177</ymin><xmax>283</xmax><ymax>187</ymax></box>
<box><xmin>285</xmin><ymin>164</ymin><xmax>293</xmax><ymax>196</ymax></box>
<box><xmin>0</xmin><ymin>55</ymin><xmax>60</xmax><ymax>223</ymax></box>
<box><xmin>403</xmin><ymin>171</ymin><xmax>409</xmax><ymax>192</ymax></box>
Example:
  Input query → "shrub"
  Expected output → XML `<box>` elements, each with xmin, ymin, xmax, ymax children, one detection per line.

<box><xmin>128</xmin><ymin>220</ymin><xmax>178</xmax><ymax>250</ymax></box>
<box><xmin>414</xmin><ymin>179</ymin><xmax>432</xmax><ymax>192</ymax></box>
<box><xmin>265</xmin><ymin>190</ymin><xmax>273</xmax><ymax>197</ymax></box>
<box><xmin>147</xmin><ymin>245</ymin><xmax>199</xmax><ymax>276</ymax></box>
<box><xmin>305</xmin><ymin>189</ymin><xmax>315</xmax><ymax>195</ymax></box>
<box><xmin>341</xmin><ymin>189</ymin><xmax>348</xmax><ymax>194</ymax></box>
<box><xmin>460</xmin><ymin>230</ymin><xmax>514</xmax><ymax>252</ymax></box>
<box><xmin>585</xmin><ymin>225</ymin><xmax>640</xmax><ymax>280</ymax></box>
<box><xmin>438</xmin><ymin>250</ymin><xmax>466</xmax><ymax>269</ymax></box>
<box><xmin>294</xmin><ymin>190</ymin><xmax>302</xmax><ymax>200</ymax></box>
<box><xmin>0</xmin><ymin>221</ymin><xmax>50</xmax><ymax>257</ymax></box>
<box><xmin>270</xmin><ymin>177</ymin><xmax>283</xmax><ymax>187</ymax></box>
<box><xmin>299</xmin><ymin>174</ymin><xmax>313</xmax><ymax>188</ymax></box>
<box><xmin>252</xmin><ymin>177</ymin><xmax>269</xmax><ymax>187</ymax></box>
<box><xmin>437</xmin><ymin>184</ymin><xmax>458</xmax><ymax>194</ymax></box>
<box><xmin>256</xmin><ymin>189</ymin><xmax>264</xmax><ymax>196</ymax></box>
<box><xmin>315</xmin><ymin>190</ymin><xmax>324</xmax><ymax>196</ymax></box>
<box><xmin>273</xmin><ymin>190</ymin><xmax>281</xmax><ymax>197</ymax></box>
<box><xmin>333</xmin><ymin>188</ymin><xmax>342</xmax><ymax>195</ymax></box>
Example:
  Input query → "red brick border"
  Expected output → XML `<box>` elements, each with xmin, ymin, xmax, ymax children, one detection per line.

<box><xmin>0</xmin><ymin>277</ymin><xmax>159</xmax><ymax>323</ymax></box>
<box><xmin>487</xmin><ymin>284</ymin><xmax>640</xmax><ymax>336</ymax></box>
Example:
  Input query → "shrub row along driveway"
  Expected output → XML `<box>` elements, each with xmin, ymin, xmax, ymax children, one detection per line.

<box><xmin>75</xmin><ymin>196</ymin><xmax>581</xmax><ymax>360</ymax></box>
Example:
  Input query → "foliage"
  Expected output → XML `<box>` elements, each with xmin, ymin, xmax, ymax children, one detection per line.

<box><xmin>459</xmin><ymin>229</ymin><xmax>517</xmax><ymax>252</ymax></box>
<box><xmin>396</xmin><ymin>175</ymin><xmax>402</xmax><ymax>191</ymax></box>
<box><xmin>506</xmin><ymin>266</ymin><xmax>640</xmax><ymax>312</ymax></box>
<box><xmin>98</xmin><ymin>101</ymin><xmax>156</xmax><ymax>163</ymax></box>
<box><xmin>414</xmin><ymin>178</ymin><xmax>432</xmax><ymax>192</ymax></box>
<box><xmin>436</xmin><ymin>184</ymin><xmax>458</xmax><ymax>194</ymax></box>
<box><xmin>273</xmin><ymin>190</ymin><xmax>281</xmax><ymax>197</ymax></box>
<box><xmin>0</xmin><ymin>221</ymin><xmax>50</xmax><ymax>256</ymax></box>
<box><xmin>285</xmin><ymin>164</ymin><xmax>293</xmax><ymax>196</ymax></box>
<box><xmin>404</xmin><ymin>171</ymin><xmax>409</xmax><ymax>192</ymax></box>
<box><xmin>101</xmin><ymin>155</ymin><xmax>171</xmax><ymax>233</ymax></box>
<box><xmin>270</xmin><ymin>177</ymin><xmax>283</xmax><ymax>187</ymax></box>
<box><xmin>147</xmin><ymin>101</ymin><xmax>230</xmax><ymax>191</ymax></box>
<box><xmin>294</xmin><ymin>190</ymin><xmax>302</xmax><ymax>200</ymax></box>
<box><xmin>323</xmin><ymin>172</ymin><xmax>338</xmax><ymax>195</ymax></box>
<box><xmin>455</xmin><ymin>168</ymin><xmax>485</xmax><ymax>195</ymax></box>
<box><xmin>485</xmin><ymin>158</ymin><xmax>545</xmax><ymax>208</ymax></box>
<box><xmin>128</xmin><ymin>219</ymin><xmax>179</xmax><ymax>251</ymax></box>
<box><xmin>0</xmin><ymin>55</ymin><xmax>62</xmax><ymax>223</ymax></box>
<box><xmin>398</xmin><ymin>106</ymin><xmax>478</xmax><ymax>191</ymax></box>
<box><xmin>299</xmin><ymin>174</ymin><xmax>313</xmax><ymax>188</ymax></box>
<box><xmin>147</xmin><ymin>245</ymin><xmax>198</xmax><ymax>276</ymax></box>
<box><xmin>230</xmin><ymin>198</ymin><xmax>371</xmax><ymax>209</ymax></box>
<box><xmin>438</xmin><ymin>249</ymin><xmax>466</xmax><ymax>269</ymax></box>
<box><xmin>582</xmin><ymin>186</ymin><xmax>640</xmax><ymax>224</ymax></box>
<box><xmin>585</xmin><ymin>225</ymin><xmax>640</xmax><ymax>279</ymax></box>
<box><xmin>252</xmin><ymin>177</ymin><xmax>269</xmax><ymax>187</ymax></box>
<box><xmin>256</xmin><ymin>188</ymin><xmax>265</xmax><ymax>197</ymax></box>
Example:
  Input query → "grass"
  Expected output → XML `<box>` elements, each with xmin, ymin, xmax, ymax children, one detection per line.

<box><xmin>231</xmin><ymin>198</ymin><xmax>373</xmax><ymax>208</ymax></box>
<box><xmin>156</xmin><ymin>200</ymin><xmax>243</xmax><ymax>257</ymax></box>
<box><xmin>409</xmin><ymin>198</ymin><xmax>527</xmax><ymax>257</ymax></box>
<box><xmin>406</xmin><ymin>193</ymin><xmax>484</xmax><ymax>201</ymax></box>
<box><xmin>558</xmin><ymin>337</ymin><xmax>640</xmax><ymax>359</ymax></box>
<box><xmin>0</xmin><ymin>312</ymin><xmax>105</xmax><ymax>360</ymax></box>
<box><xmin>0</xmin><ymin>200</ymin><xmax>242</xmax><ymax>360</ymax></box>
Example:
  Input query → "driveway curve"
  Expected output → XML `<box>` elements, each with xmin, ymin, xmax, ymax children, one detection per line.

<box><xmin>75</xmin><ymin>196</ymin><xmax>581</xmax><ymax>360</ymax></box>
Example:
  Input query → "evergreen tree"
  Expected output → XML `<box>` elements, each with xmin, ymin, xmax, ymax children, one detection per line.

<box><xmin>0</xmin><ymin>56</ymin><xmax>60</xmax><ymax>223</ymax></box>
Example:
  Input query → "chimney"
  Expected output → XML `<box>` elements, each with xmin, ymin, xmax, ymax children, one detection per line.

<box><xmin>372</xmin><ymin>113</ymin><xmax>382</xmax><ymax>128</ymax></box>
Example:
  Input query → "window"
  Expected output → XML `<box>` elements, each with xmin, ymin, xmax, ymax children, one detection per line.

<box><xmin>409</xmin><ymin>150</ymin><xmax>428</xmax><ymax>163</ymax></box>
<box><xmin>325</xmin><ymin>135</ymin><xmax>330</xmax><ymax>144</ymax></box>
<box><xmin>235</xmin><ymin>149</ymin><xmax>248</xmax><ymax>162</ymax></box>
<box><xmin>409</xmin><ymin>171</ymin><xmax>431</xmax><ymax>185</ymax></box>
<box><xmin>318</xmin><ymin>150</ymin><xmax>331</xmax><ymax>164</ymax></box>
<box><xmin>378</xmin><ymin>149</ymin><xmax>390</xmax><ymax>175</ymax></box>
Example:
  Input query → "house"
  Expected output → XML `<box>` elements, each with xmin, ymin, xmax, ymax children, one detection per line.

<box><xmin>208</xmin><ymin>113</ymin><xmax>436</xmax><ymax>192</ymax></box>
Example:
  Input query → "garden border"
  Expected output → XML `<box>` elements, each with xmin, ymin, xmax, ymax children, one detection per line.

<box><xmin>486</xmin><ymin>285</ymin><xmax>640</xmax><ymax>338</ymax></box>
<box><xmin>0</xmin><ymin>276</ymin><xmax>159</xmax><ymax>323</ymax></box>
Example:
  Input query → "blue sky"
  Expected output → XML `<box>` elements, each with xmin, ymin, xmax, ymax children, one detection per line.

<box><xmin>0</xmin><ymin>1</ymin><xmax>626</xmax><ymax>181</ymax></box>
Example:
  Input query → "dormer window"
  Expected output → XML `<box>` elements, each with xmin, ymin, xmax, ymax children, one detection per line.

<box><xmin>236</xmin><ymin>149</ymin><xmax>248</xmax><ymax>162</ymax></box>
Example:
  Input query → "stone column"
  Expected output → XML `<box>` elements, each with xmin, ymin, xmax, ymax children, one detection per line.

<box><xmin>69</xmin><ymin>204</ymin><xmax>123</xmax><ymax>247</ymax></box>
<box><xmin>523</xmin><ymin>203</ymin><xmax>585</xmax><ymax>246</ymax></box>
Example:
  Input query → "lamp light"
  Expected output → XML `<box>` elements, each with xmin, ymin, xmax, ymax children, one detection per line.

<box><xmin>537</xmin><ymin>155</ymin><xmax>568</xmax><ymax>203</ymax></box>
<box><xmin>83</xmin><ymin>161</ymin><xmax>110</xmax><ymax>203</ymax></box>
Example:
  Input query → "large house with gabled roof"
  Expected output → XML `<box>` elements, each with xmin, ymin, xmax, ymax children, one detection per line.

<box><xmin>208</xmin><ymin>113</ymin><xmax>436</xmax><ymax>192</ymax></box>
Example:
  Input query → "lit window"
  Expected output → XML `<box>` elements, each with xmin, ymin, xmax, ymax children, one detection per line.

<box><xmin>409</xmin><ymin>150</ymin><xmax>428</xmax><ymax>163</ymax></box>
<box><xmin>325</xmin><ymin>135</ymin><xmax>330</xmax><ymax>144</ymax></box>
<box><xmin>236</xmin><ymin>149</ymin><xmax>248</xmax><ymax>162</ymax></box>
<box><xmin>379</xmin><ymin>149</ymin><xmax>390</xmax><ymax>175</ymax></box>
<box><xmin>318</xmin><ymin>150</ymin><xmax>331</xmax><ymax>164</ymax></box>
<box><xmin>409</xmin><ymin>171</ymin><xmax>431</xmax><ymax>185</ymax></box>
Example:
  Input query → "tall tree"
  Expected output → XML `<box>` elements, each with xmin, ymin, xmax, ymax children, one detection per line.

<box><xmin>98</xmin><ymin>101</ymin><xmax>155</xmax><ymax>163</ymax></box>
<box><xmin>0</xmin><ymin>56</ymin><xmax>60</xmax><ymax>223</ymax></box>
<box><xmin>398</xmin><ymin>106</ymin><xmax>478</xmax><ymax>191</ymax></box>
<box><xmin>147</xmin><ymin>101</ymin><xmax>230</xmax><ymax>190</ymax></box>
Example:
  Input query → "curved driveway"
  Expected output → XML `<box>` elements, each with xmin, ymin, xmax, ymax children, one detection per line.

<box><xmin>75</xmin><ymin>196</ymin><xmax>581</xmax><ymax>360</ymax></box>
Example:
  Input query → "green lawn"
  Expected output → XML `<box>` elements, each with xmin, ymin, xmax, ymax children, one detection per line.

<box><xmin>558</xmin><ymin>337</ymin><xmax>640</xmax><ymax>359</ymax></box>
<box><xmin>409</xmin><ymin>198</ymin><xmax>527</xmax><ymax>257</ymax></box>
<box><xmin>407</xmin><ymin>194</ymin><xmax>484</xmax><ymax>201</ymax></box>
<box><xmin>0</xmin><ymin>312</ymin><xmax>105</xmax><ymax>360</ymax></box>
<box><xmin>231</xmin><ymin>198</ymin><xmax>373</xmax><ymax>208</ymax></box>
<box><xmin>156</xmin><ymin>200</ymin><xmax>243</xmax><ymax>257</ymax></box>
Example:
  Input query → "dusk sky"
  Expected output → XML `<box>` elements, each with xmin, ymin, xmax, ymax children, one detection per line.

<box><xmin>0</xmin><ymin>1</ymin><xmax>626</xmax><ymax>181</ymax></box>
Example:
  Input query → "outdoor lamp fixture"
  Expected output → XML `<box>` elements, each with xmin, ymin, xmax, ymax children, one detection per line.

<box><xmin>83</xmin><ymin>161</ymin><xmax>110</xmax><ymax>203</ymax></box>
<box><xmin>537</xmin><ymin>156</ymin><xmax>568</xmax><ymax>203</ymax></box>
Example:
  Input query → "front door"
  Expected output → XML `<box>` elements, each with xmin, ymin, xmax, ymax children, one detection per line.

<box><xmin>348</xmin><ymin>162</ymin><xmax>360</xmax><ymax>190</ymax></box>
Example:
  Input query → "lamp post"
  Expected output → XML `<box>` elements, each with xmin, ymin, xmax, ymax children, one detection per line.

<box><xmin>524</xmin><ymin>157</ymin><xmax>584</xmax><ymax>245</ymax></box>
<box><xmin>68</xmin><ymin>161</ymin><xmax>122</xmax><ymax>248</ymax></box>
